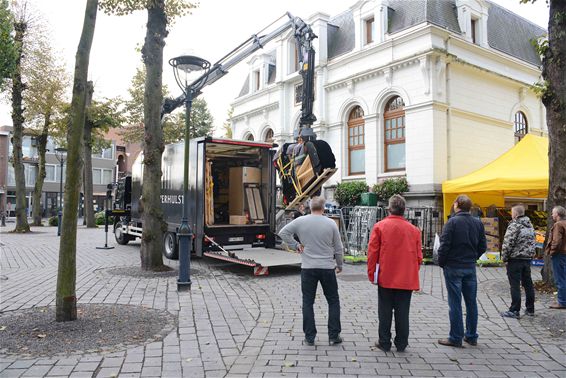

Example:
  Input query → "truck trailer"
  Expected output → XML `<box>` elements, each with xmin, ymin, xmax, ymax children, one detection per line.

<box><xmin>113</xmin><ymin>137</ymin><xmax>305</xmax><ymax>275</ymax></box>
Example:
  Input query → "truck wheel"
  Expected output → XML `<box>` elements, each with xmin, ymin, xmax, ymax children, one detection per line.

<box><xmin>163</xmin><ymin>232</ymin><xmax>179</xmax><ymax>260</ymax></box>
<box><xmin>114</xmin><ymin>222</ymin><xmax>131</xmax><ymax>245</ymax></box>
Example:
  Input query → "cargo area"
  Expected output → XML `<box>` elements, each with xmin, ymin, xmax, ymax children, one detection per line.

<box><xmin>203</xmin><ymin>141</ymin><xmax>272</xmax><ymax>228</ymax></box>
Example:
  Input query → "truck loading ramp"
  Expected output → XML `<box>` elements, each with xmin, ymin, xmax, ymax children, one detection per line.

<box><xmin>204</xmin><ymin>247</ymin><xmax>301</xmax><ymax>276</ymax></box>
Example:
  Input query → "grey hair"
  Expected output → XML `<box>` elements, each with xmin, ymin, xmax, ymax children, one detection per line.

<box><xmin>512</xmin><ymin>204</ymin><xmax>525</xmax><ymax>217</ymax></box>
<box><xmin>388</xmin><ymin>194</ymin><xmax>406</xmax><ymax>216</ymax></box>
<box><xmin>554</xmin><ymin>205</ymin><xmax>566</xmax><ymax>220</ymax></box>
<box><xmin>309</xmin><ymin>196</ymin><xmax>326</xmax><ymax>212</ymax></box>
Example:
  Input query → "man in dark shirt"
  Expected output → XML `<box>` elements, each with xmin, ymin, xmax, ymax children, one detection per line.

<box><xmin>437</xmin><ymin>195</ymin><xmax>487</xmax><ymax>347</ymax></box>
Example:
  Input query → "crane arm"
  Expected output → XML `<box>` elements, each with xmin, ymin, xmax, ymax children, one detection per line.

<box><xmin>162</xmin><ymin>12</ymin><xmax>317</xmax><ymax>120</ymax></box>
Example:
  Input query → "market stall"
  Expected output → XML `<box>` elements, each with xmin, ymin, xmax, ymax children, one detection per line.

<box><xmin>442</xmin><ymin>134</ymin><xmax>549</xmax><ymax>254</ymax></box>
<box><xmin>442</xmin><ymin>134</ymin><xmax>548</xmax><ymax>218</ymax></box>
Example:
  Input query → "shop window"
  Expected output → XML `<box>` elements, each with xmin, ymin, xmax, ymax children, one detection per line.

<box><xmin>384</xmin><ymin>96</ymin><xmax>406</xmax><ymax>171</ymax></box>
<box><xmin>347</xmin><ymin>106</ymin><xmax>365</xmax><ymax>175</ymax></box>
<box><xmin>514</xmin><ymin>111</ymin><xmax>528</xmax><ymax>143</ymax></box>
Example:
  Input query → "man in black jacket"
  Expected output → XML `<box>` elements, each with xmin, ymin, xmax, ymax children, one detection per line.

<box><xmin>437</xmin><ymin>195</ymin><xmax>487</xmax><ymax>347</ymax></box>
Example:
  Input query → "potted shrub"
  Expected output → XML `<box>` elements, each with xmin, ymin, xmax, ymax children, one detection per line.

<box><xmin>334</xmin><ymin>181</ymin><xmax>368</xmax><ymax>207</ymax></box>
<box><xmin>372</xmin><ymin>177</ymin><xmax>409</xmax><ymax>204</ymax></box>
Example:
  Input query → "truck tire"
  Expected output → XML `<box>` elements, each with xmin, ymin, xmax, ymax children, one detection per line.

<box><xmin>163</xmin><ymin>232</ymin><xmax>179</xmax><ymax>260</ymax></box>
<box><xmin>114</xmin><ymin>222</ymin><xmax>131</xmax><ymax>245</ymax></box>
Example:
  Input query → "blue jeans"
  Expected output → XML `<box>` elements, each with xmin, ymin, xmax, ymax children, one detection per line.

<box><xmin>443</xmin><ymin>267</ymin><xmax>479</xmax><ymax>344</ymax></box>
<box><xmin>552</xmin><ymin>254</ymin><xmax>566</xmax><ymax>306</ymax></box>
<box><xmin>301</xmin><ymin>269</ymin><xmax>341</xmax><ymax>341</ymax></box>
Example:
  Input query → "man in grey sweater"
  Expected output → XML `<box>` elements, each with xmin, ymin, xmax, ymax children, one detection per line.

<box><xmin>278</xmin><ymin>196</ymin><xmax>344</xmax><ymax>346</ymax></box>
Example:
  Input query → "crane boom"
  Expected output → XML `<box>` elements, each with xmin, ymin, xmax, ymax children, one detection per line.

<box><xmin>162</xmin><ymin>12</ymin><xmax>317</xmax><ymax>127</ymax></box>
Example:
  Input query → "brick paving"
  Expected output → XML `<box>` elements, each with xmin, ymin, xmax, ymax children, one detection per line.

<box><xmin>1</xmin><ymin>225</ymin><xmax>565</xmax><ymax>377</ymax></box>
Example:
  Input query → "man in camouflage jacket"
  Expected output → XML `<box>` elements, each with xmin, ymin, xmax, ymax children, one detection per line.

<box><xmin>501</xmin><ymin>204</ymin><xmax>536</xmax><ymax>318</ymax></box>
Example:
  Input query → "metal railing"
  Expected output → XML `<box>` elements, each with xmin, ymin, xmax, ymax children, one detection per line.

<box><xmin>343</xmin><ymin>206</ymin><xmax>443</xmax><ymax>257</ymax></box>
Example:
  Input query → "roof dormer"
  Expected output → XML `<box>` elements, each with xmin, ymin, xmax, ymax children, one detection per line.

<box><xmin>352</xmin><ymin>0</ymin><xmax>389</xmax><ymax>50</ymax></box>
<box><xmin>456</xmin><ymin>0</ymin><xmax>489</xmax><ymax>47</ymax></box>
<box><xmin>248</xmin><ymin>52</ymin><xmax>276</xmax><ymax>93</ymax></box>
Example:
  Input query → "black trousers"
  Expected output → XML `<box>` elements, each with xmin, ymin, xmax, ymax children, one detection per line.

<box><xmin>507</xmin><ymin>259</ymin><xmax>535</xmax><ymax>313</ymax></box>
<box><xmin>378</xmin><ymin>286</ymin><xmax>413</xmax><ymax>350</ymax></box>
<box><xmin>301</xmin><ymin>268</ymin><xmax>341</xmax><ymax>341</ymax></box>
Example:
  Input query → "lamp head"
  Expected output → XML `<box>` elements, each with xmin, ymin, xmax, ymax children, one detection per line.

<box><xmin>169</xmin><ymin>55</ymin><xmax>211</xmax><ymax>95</ymax></box>
<box><xmin>169</xmin><ymin>55</ymin><xmax>210</xmax><ymax>74</ymax></box>
<box><xmin>54</xmin><ymin>147</ymin><xmax>67</xmax><ymax>162</ymax></box>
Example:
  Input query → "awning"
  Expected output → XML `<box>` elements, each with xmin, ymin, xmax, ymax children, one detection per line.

<box><xmin>442</xmin><ymin>134</ymin><xmax>548</xmax><ymax>217</ymax></box>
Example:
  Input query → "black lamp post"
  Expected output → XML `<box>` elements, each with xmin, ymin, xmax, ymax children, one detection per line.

<box><xmin>169</xmin><ymin>55</ymin><xmax>211</xmax><ymax>291</ymax></box>
<box><xmin>54</xmin><ymin>147</ymin><xmax>67</xmax><ymax>236</ymax></box>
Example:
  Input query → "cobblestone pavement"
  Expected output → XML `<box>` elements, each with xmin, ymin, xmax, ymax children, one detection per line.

<box><xmin>1</xmin><ymin>226</ymin><xmax>565</xmax><ymax>377</ymax></box>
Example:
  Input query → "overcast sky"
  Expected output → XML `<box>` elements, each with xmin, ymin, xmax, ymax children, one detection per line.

<box><xmin>0</xmin><ymin>0</ymin><xmax>550</xmax><ymax>134</ymax></box>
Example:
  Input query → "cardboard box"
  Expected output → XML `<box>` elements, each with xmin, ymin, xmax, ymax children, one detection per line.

<box><xmin>234</xmin><ymin>167</ymin><xmax>261</xmax><ymax>184</ymax></box>
<box><xmin>229</xmin><ymin>167</ymin><xmax>261</xmax><ymax>215</ymax></box>
<box><xmin>229</xmin><ymin>215</ymin><xmax>248</xmax><ymax>225</ymax></box>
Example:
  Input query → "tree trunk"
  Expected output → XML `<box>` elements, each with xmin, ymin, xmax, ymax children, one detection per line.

<box><xmin>10</xmin><ymin>21</ymin><xmax>30</xmax><ymax>233</ymax></box>
<box><xmin>32</xmin><ymin>115</ymin><xmax>50</xmax><ymax>226</ymax></box>
<box><xmin>139</xmin><ymin>1</ymin><xmax>167</xmax><ymax>271</ymax></box>
<box><xmin>56</xmin><ymin>0</ymin><xmax>98</xmax><ymax>322</ymax></box>
<box><xmin>83</xmin><ymin>81</ymin><xmax>96</xmax><ymax>228</ymax></box>
<box><xmin>542</xmin><ymin>0</ymin><xmax>566</xmax><ymax>285</ymax></box>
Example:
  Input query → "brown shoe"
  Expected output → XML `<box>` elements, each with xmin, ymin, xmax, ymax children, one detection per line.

<box><xmin>438</xmin><ymin>338</ymin><xmax>463</xmax><ymax>348</ymax></box>
<box><xmin>549</xmin><ymin>303</ymin><xmax>566</xmax><ymax>309</ymax></box>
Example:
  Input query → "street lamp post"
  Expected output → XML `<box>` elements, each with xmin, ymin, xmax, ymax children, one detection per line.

<box><xmin>55</xmin><ymin>147</ymin><xmax>67</xmax><ymax>237</ymax></box>
<box><xmin>169</xmin><ymin>55</ymin><xmax>211</xmax><ymax>291</ymax></box>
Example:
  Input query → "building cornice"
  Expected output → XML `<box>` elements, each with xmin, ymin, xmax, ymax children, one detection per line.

<box><xmin>451</xmin><ymin>107</ymin><xmax>512</xmax><ymax>129</ymax></box>
<box><xmin>324</xmin><ymin>54</ymin><xmax>425</xmax><ymax>92</ymax></box>
<box><xmin>232</xmin><ymin>102</ymin><xmax>279</xmax><ymax>123</ymax></box>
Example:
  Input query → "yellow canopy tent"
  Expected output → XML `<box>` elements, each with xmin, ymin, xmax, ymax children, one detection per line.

<box><xmin>442</xmin><ymin>134</ymin><xmax>548</xmax><ymax>218</ymax></box>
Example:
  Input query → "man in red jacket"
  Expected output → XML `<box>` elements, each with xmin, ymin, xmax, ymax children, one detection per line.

<box><xmin>367</xmin><ymin>195</ymin><xmax>422</xmax><ymax>352</ymax></box>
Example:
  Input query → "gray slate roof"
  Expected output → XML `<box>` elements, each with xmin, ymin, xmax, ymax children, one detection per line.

<box><xmin>486</xmin><ymin>1</ymin><xmax>545</xmax><ymax>65</ymax></box>
<box><xmin>326</xmin><ymin>0</ymin><xmax>545</xmax><ymax>66</ymax></box>
<box><xmin>238</xmin><ymin>0</ymin><xmax>545</xmax><ymax>98</ymax></box>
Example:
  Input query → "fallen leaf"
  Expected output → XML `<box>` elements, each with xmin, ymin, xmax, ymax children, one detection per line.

<box><xmin>186</xmin><ymin>358</ymin><xmax>192</xmax><ymax>362</ymax></box>
<box><xmin>37</xmin><ymin>334</ymin><xmax>47</xmax><ymax>338</ymax></box>
<box><xmin>449</xmin><ymin>357</ymin><xmax>458</xmax><ymax>362</ymax></box>
<box><xmin>283</xmin><ymin>361</ymin><xmax>295</xmax><ymax>368</ymax></box>
<box><xmin>351</xmin><ymin>357</ymin><xmax>357</xmax><ymax>362</ymax></box>
<box><xmin>0</xmin><ymin>326</ymin><xmax>6</xmax><ymax>331</ymax></box>
<box><xmin>99</xmin><ymin>329</ymin><xmax>102</xmax><ymax>333</ymax></box>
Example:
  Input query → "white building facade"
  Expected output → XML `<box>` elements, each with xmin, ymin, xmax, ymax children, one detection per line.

<box><xmin>231</xmin><ymin>0</ymin><xmax>546</xmax><ymax>207</ymax></box>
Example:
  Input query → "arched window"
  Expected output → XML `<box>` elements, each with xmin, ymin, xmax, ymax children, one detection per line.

<box><xmin>264</xmin><ymin>128</ymin><xmax>274</xmax><ymax>143</ymax></box>
<box><xmin>347</xmin><ymin>106</ymin><xmax>365</xmax><ymax>175</ymax></box>
<box><xmin>384</xmin><ymin>96</ymin><xmax>406</xmax><ymax>171</ymax></box>
<box><xmin>244</xmin><ymin>133</ymin><xmax>254</xmax><ymax>141</ymax></box>
<box><xmin>514</xmin><ymin>111</ymin><xmax>528</xmax><ymax>142</ymax></box>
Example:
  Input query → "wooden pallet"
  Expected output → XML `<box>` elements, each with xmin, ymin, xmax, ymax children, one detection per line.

<box><xmin>285</xmin><ymin>168</ymin><xmax>337</xmax><ymax>210</ymax></box>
